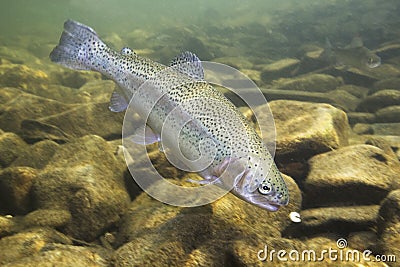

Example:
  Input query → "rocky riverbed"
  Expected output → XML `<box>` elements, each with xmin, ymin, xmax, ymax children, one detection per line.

<box><xmin>1</xmin><ymin>4</ymin><xmax>400</xmax><ymax>266</ymax></box>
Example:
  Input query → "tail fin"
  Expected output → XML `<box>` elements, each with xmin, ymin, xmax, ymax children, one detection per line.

<box><xmin>50</xmin><ymin>19</ymin><xmax>105</xmax><ymax>70</ymax></box>
<box><xmin>320</xmin><ymin>37</ymin><xmax>335</xmax><ymax>64</ymax></box>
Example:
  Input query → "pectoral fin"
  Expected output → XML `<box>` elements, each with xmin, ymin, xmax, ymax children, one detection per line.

<box><xmin>131</xmin><ymin>125</ymin><xmax>160</xmax><ymax>145</ymax></box>
<box><xmin>109</xmin><ymin>89</ymin><xmax>129</xmax><ymax>112</ymax></box>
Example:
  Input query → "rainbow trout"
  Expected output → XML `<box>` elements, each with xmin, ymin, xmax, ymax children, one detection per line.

<box><xmin>50</xmin><ymin>20</ymin><xmax>289</xmax><ymax>211</ymax></box>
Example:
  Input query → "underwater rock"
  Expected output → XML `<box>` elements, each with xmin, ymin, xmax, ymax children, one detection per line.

<box><xmin>0</xmin><ymin>88</ymin><xmax>71</xmax><ymax>135</ymax></box>
<box><xmin>285</xmin><ymin>205</ymin><xmax>379</xmax><ymax>237</ymax></box>
<box><xmin>347</xmin><ymin>231</ymin><xmax>378</xmax><ymax>253</ymax></box>
<box><xmin>356</xmin><ymin>89</ymin><xmax>400</xmax><ymax>113</ymax></box>
<box><xmin>0</xmin><ymin>64</ymin><xmax>49</xmax><ymax>90</ymax></box>
<box><xmin>377</xmin><ymin>190</ymin><xmax>400</xmax><ymax>231</ymax></box>
<box><xmin>375</xmin><ymin>105</ymin><xmax>400</xmax><ymax>123</ymax></box>
<box><xmin>373</xmin><ymin>77</ymin><xmax>400</xmax><ymax>92</ymax></box>
<box><xmin>260</xmin><ymin>58</ymin><xmax>300</xmax><ymax>82</ymax></box>
<box><xmin>4</xmin><ymin>243</ymin><xmax>111</xmax><ymax>267</ymax></box>
<box><xmin>32</xmin><ymin>135</ymin><xmax>130</xmax><ymax>241</ymax></box>
<box><xmin>370</xmin><ymin>123</ymin><xmax>400</xmax><ymax>136</ymax></box>
<box><xmin>347</xmin><ymin>112</ymin><xmax>376</xmax><ymax>125</ymax></box>
<box><xmin>50</xmin><ymin>68</ymin><xmax>102</xmax><ymax>89</ymax></box>
<box><xmin>113</xmin><ymin>174</ymin><xmax>300</xmax><ymax>266</ymax></box>
<box><xmin>376</xmin><ymin>190</ymin><xmax>400</xmax><ymax>264</ymax></box>
<box><xmin>325</xmin><ymin>89</ymin><xmax>361</xmax><ymax>111</ymax></box>
<box><xmin>0</xmin><ymin>132</ymin><xmax>29</xmax><ymax>168</ymax></box>
<box><xmin>365</xmin><ymin>136</ymin><xmax>399</xmax><ymax>160</ymax></box>
<box><xmin>22</xmin><ymin>209</ymin><xmax>71</xmax><ymax>229</ymax></box>
<box><xmin>0</xmin><ymin>167</ymin><xmax>37</xmax><ymax>215</ymax></box>
<box><xmin>335</xmin><ymin>84</ymin><xmax>370</xmax><ymax>98</ymax></box>
<box><xmin>376</xmin><ymin>43</ymin><xmax>400</xmax><ymax>61</ymax></box>
<box><xmin>11</xmin><ymin>140</ymin><xmax>59</xmax><ymax>169</ymax></box>
<box><xmin>213</xmin><ymin>56</ymin><xmax>254</xmax><ymax>70</ymax></box>
<box><xmin>0</xmin><ymin>215</ymin><xmax>19</xmax><ymax>238</ymax></box>
<box><xmin>271</xmin><ymin>73</ymin><xmax>343</xmax><ymax>93</ymax></box>
<box><xmin>20</xmin><ymin>102</ymin><xmax>124</xmax><ymax>142</ymax></box>
<box><xmin>0</xmin><ymin>46</ymin><xmax>40</xmax><ymax>65</ymax></box>
<box><xmin>0</xmin><ymin>227</ymin><xmax>72</xmax><ymax>265</ymax></box>
<box><xmin>352</xmin><ymin>123</ymin><xmax>373</xmax><ymax>135</ymax></box>
<box><xmin>304</xmin><ymin>145</ymin><xmax>400</xmax><ymax>208</ymax></box>
<box><xmin>259</xmin><ymin>87</ymin><xmax>335</xmax><ymax>104</ymax></box>
<box><xmin>264</xmin><ymin>100</ymin><xmax>349</xmax><ymax>161</ymax></box>
<box><xmin>371</xmin><ymin>64</ymin><xmax>400</xmax><ymax>80</ymax></box>
<box><xmin>239</xmin><ymin>68</ymin><xmax>262</xmax><ymax>85</ymax></box>
<box><xmin>182</xmin><ymin>37</ymin><xmax>213</xmax><ymax>61</ymax></box>
<box><xmin>77</xmin><ymin>80</ymin><xmax>118</xmax><ymax>104</ymax></box>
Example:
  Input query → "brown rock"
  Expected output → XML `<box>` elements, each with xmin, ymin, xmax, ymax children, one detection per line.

<box><xmin>50</xmin><ymin>69</ymin><xmax>102</xmax><ymax>89</ymax></box>
<box><xmin>356</xmin><ymin>89</ymin><xmax>400</xmax><ymax>113</ymax></box>
<box><xmin>22</xmin><ymin>209</ymin><xmax>71</xmax><ymax>228</ymax></box>
<box><xmin>272</xmin><ymin>73</ymin><xmax>343</xmax><ymax>93</ymax></box>
<box><xmin>260</xmin><ymin>58</ymin><xmax>300</xmax><ymax>82</ymax></box>
<box><xmin>20</xmin><ymin>102</ymin><xmax>124</xmax><ymax>142</ymax></box>
<box><xmin>0</xmin><ymin>227</ymin><xmax>72</xmax><ymax>265</ymax></box>
<box><xmin>113</xmin><ymin>174</ymin><xmax>301</xmax><ymax>266</ymax></box>
<box><xmin>0</xmin><ymin>64</ymin><xmax>49</xmax><ymax>90</ymax></box>
<box><xmin>11</xmin><ymin>140</ymin><xmax>59</xmax><ymax>169</ymax></box>
<box><xmin>0</xmin><ymin>132</ymin><xmax>29</xmax><ymax>167</ymax></box>
<box><xmin>375</xmin><ymin>105</ymin><xmax>400</xmax><ymax>123</ymax></box>
<box><xmin>0</xmin><ymin>88</ymin><xmax>72</xmax><ymax>134</ymax></box>
<box><xmin>347</xmin><ymin>112</ymin><xmax>376</xmax><ymax>125</ymax></box>
<box><xmin>32</xmin><ymin>135</ymin><xmax>130</xmax><ymax>241</ymax></box>
<box><xmin>0</xmin><ymin>167</ymin><xmax>38</xmax><ymax>214</ymax></box>
<box><xmin>263</xmin><ymin>100</ymin><xmax>349</xmax><ymax>161</ymax></box>
<box><xmin>373</xmin><ymin>77</ymin><xmax>400</xmax><ymax>92</ymax></box>
<box><xmin>304</xmin><ymin>145</ymin><xmax>400</xmax><ymax>207</ymax></box>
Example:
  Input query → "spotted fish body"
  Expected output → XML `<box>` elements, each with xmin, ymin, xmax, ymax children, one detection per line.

<box><xmin>50</xmin><ymin>20</ymin><xmax>289</xmax><ymax>211</ymax></box>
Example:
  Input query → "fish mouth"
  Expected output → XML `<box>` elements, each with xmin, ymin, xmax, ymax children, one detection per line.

<box><xmin>260</xmin><ymin>202</ymin><xmax>280</xmax><ymax>212</ymax></box>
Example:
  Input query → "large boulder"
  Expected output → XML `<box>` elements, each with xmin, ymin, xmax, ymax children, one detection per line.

<box><xmin>263</xmin><ymin>100</ymin><xmax>349</xmax><ymax>161</ymax></box>
<box><xmin>31</xmin><ymin>135</ymin><xmax>130</xmax><ymax>241</ymax></box>
<box><xmin>304</xmin><ymin>144</ymin><xmax>400</xmax><ymax>208</ymax></box>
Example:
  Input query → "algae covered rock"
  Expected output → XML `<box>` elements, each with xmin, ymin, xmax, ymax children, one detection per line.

<box><xmin>376</xmin><ymin>190</ymin><xmax>400</xmax><ymax>265</ymax></box>
<box><xmin>375</xmin><ymin>105</ymin><xmax>400</xmax><ymax>123</ymax></box>
<box><xmin>32</xmin><ymin>135</ymin><xmax>130</xmax><ymax>241</ymax></box>
<box><xmin>304</xmin><ymin>145</ymin><xmax>400</xmax><ymax>208</ymax></box>
<box><xmin>0</xmin><ymin>64</ymin><xmax>49</xmax><ymax>90</ymax></box>
<box><xmin>0</xmin><ymin>227</ymin><xmax>72</xmax><ymax>265</ymax></box>
<box><xmin>11</xmin><ymin>140</ymin><xmax>59</xmax><ymax>169</ymax></box>
<box><xmin>0</xmin><ymin>227</ymin><xmax>111</xmax><ymax>267</ymax></box>
<box><xmin>264</xmin><ymin>100</ymin><xmax>349</xmax><ymax>161</ymax></box>
<box><xmin>20</xmin><ymin>102</ymin><xmax>124</xmax><ymax>142</ymax></box>
<box><xmin>0</xmin><ymin>88</ymin><xmax>71</xmax><ymax>135</ymax></box>
<box><xmin>260</xmin><ymin>58</ymin><xmax>300</xmax><ymax>82</ymax></box>
<box><xmin>0</xmin><ymin>166</ymin><xmax>38</xmax><ymax>215</ymax></box>
<box><xmin>356</xmin><ymin>89</ymin><xmax>400</xmax><ymax>112</ymax></box>
<box><xmin>0</xmin><ymin>132</ymin><xmax>29</xmax><ymax>167</ymax></box>
<box><xmin>113</xmin><ymin>173</ymin><xmax>301</xmax><ymax>266</ymax></box>
<box><xmin>272</xmin><ymin>73</ymin><xmax>343</xmax><ymax>92</ymax></box>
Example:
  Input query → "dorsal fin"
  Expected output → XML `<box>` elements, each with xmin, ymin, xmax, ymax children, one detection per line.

<box><xmin>170</xmin><ymin>51</ymin><xmax>204</xmax><ymax>80</ymax></box>
<box><xmin>347</xmin><ymin>37</ymin><xmax>364</xmax><ymax>48</ymax></box>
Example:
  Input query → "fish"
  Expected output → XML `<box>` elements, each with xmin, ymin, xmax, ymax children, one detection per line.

<box><xmin>321</xmin><ymin>37</ymin><xmax>381</xmax><ymax>69</ymax></box>
<box><xmin>49</xmin><ymin>20</ymin><xmax>289</xmax><ymax>211</ymax></box>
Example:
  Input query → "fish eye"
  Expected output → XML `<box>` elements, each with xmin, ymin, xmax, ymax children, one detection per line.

<box><xmin>368</xmin><ymin>57</ymin><xmax>374</xmax><ymax>64</ymax></box>
<box><xmin>258</xmin><ymin>182</ymin><xmax>273</xmax><ymax>195</ymax></box>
